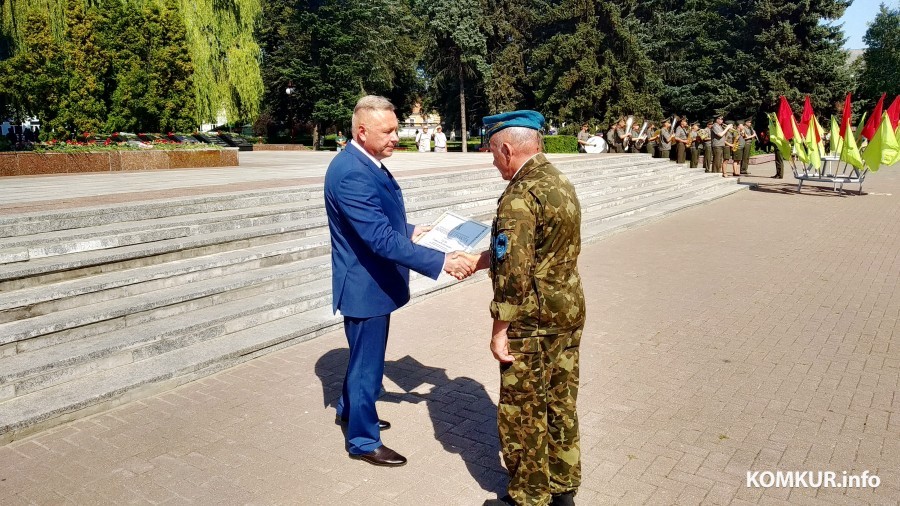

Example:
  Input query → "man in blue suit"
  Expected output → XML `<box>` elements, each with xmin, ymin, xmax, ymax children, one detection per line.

<box><xmin>325</xmin><ymin>95</ymin><xmax>474</xmax><ymax>467</ymax></box>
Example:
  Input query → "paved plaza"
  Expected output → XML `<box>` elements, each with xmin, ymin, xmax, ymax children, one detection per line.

<box><xmin>0</xmin><ymin>153</ymin><xmax>898</xmax><ymax>504</ymax></box>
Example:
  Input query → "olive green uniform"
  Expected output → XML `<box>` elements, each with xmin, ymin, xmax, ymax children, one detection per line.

<box><xmin>490</xmin><ymin>153</ymin><xmax>586</xmax><ymax>506</ymax></box>
<box><xmin>689</xmin><ymin>130</ymin><xmax>700</xmax><ymax>168</ymax></box>
<box><xmin>674</xmin><ymin>126</ymin><xmax>687</xmax><ymax>164</ymax></box>
<box><xmin>659</xmin><ymin>127</ymin><xmax>672</xmax><ymax>160</ymax></box>
<box><xmin>699</xmin><ymin>127</ymin><xmax>712</xmax><ymax>172</ymax></box>
<box><xmin>711</xmin><ymin>123</ymin><xmax>729</xmax><ymax>173</ymax></box>
<box><xmin>741</xmin><ymin>126</ymin><xmax>755</xmax><ymax>174</ymax></box>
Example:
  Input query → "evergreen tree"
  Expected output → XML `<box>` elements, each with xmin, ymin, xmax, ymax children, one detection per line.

<box><xmin>856</xmin><ymin>3</ymin><xmax>900</xmax><ymax>108</ymax></box>
<box><xmin>101</xmin><ymin>3</ymin><xmax>195</xmax><ymax>133</ymax></box>
<box><xmin>528</xmin><ymin>0</ymin><xmax>662</xmax><ymax>126</ymax></box>
<box><xmin>257</xmin><ymin>0</ymin><xmax>422</xmax><ymax>147</ymax></box>
<box><xmin>746</xmin><ymin>0</ymin><xmax>853</xmax><ymax>119</ymax></box>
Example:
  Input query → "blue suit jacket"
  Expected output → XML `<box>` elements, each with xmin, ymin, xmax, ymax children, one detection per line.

<box><xmin>324</xmin><ymin>142</ymin><xmax>444</xmax><ymax>318</ymax></box>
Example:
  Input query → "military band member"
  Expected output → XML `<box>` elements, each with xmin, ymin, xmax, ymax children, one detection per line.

<box><xmin>606</xmin><ymin>123</ymin><xmax>617</xmax><ymax>153</ymax></box>
<box><xmin>629</xmin><ymin>122</ymin><xmax>641</xmax><ymax>153</ymax></box>
<box><xmin>576</xmin><ymin>124</ymin><xmax>590</xmax><ymax>153</ymax></box>
<box><xmin>727</xmin><ymin>123</ymin><xmax>741</xmax><ymax>176</ymax></box>
<box><xmin>674</xmin><ymin>118</ymin><xmax>689</xmax><ymax>164</ymax></box>
<box><xmin>773</xmin><ymin>147</ymin><xmax>784</xmax><ymax>178</ymax></box>
<box><xmin>741</xmin><ymin>119</ymin><xmax>756</xmax><ymax>175</ymax></box>
<box><xmin>646</xmin><ymin>122</ymin><xmax>660</xmax><ymax>157</ymax></box>
<box><xmin>475</xmin><ymin>110</ymin><xmax>586</xmax><ymax>506</ymax></box>
<box><xmin>615</xmin><ymin>118</ymin><xmax>627</xmax><ymax>153</ymax></box>
<box><xmin>659</xmin><ymin>120</ymin><xmax>673</xmax><ymax>160</ymax></box>
<box><xmin>689</xmin><ymin>123</ymin><xmax>700</xmax><ymax>168</ymax></box>
<box><xmin>700</xmin><ymin>120</ymin><xmax>713</xmax><ymax>172</ymax></box>
<box><xmin>711</xmin><ymin>116</ymin><xmax>732</xmax><ymax>175</ymax></box>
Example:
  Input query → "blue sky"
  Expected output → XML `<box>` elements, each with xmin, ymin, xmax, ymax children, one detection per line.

<box><xmin>837</xmin><ymin>0</ymin><xmax>900</xmax><ymax>49</ymax></box>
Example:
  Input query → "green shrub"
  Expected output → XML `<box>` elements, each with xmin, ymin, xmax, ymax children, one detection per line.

<box><xmin>544</xmin><ymin>135</ymin><xmax>578</xmax><ymax>153</ymax></box>
<box><xmin>0</xmin><ymin>137</ymin><xmax>12</xmax><ymax>152</ymax></box>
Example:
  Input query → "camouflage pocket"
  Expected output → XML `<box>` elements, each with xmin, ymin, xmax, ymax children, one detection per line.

<box><xmin>499</xmin><ymin>336</ymin><xmax>543</xmax><ymax>407</ymax></box>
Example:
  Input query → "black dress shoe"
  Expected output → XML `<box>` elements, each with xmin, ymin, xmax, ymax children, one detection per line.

<box><xmin>349</xmin><ymin>445</ymin><xmax>407</xmax><ymax>467</ymax></box>
<box><xmin>335</xmin><ymin>416</ymin><xmax>391</xmax><ymax>430</ymax></box>
<box><xmin>551</xmin><ymin>491</ymin><xmax>576</xmax><ymax>506</ymax></box>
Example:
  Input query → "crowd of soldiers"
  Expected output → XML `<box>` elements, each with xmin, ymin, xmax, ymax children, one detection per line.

<box><xmin>581</xmin><ymin>116</ymin><xmax>760</xmax><ymax>177</ymax></box>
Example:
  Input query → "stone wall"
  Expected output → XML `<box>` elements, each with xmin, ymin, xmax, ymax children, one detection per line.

<box><xmin>0</xmin><ymin>148</ymin><xmax>239</xmax><ymax>177</ymax></box>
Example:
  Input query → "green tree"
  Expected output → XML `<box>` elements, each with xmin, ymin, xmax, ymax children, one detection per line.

<box><xmin>257</xmin><ymin>0</ymin><xmax>422</xmax><ymax>147</ymax></box>
<box><xmin>528</xmin><ymin>0</ymin><xmax>662</xmax><ymax>126</ymax></box>
<box><xmin>417</xmin><ymin>0</ymin><xmax>490</xmax><ymax>152</ymax></box>
<box><xmin>0</xmin><ymin>9</ymin><xmax>68</xmax><ymax>138</ymax></box>
<box><xmin>1</xmin><ymin>0</ymin><xmax>262</xmax><ymax>127</ymax></box>
<box><xmin>56</xmin><ymin>0</ymin><xmax>108</xmax><ymax>136</ymax></box>
<box><xmin>102</xmin><ymin>3</ymin><xmax>195</xmax><ymax>133</ymax></box>
<box><xmin>856</xmin><ymin>3</ymin><xmax>900</xmax><ymax>107</ymax></box>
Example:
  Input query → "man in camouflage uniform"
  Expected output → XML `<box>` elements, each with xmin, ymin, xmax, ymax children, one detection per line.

<box><xmin>472</xmin><ymin>110</ymin><xmax>586</xmax><ymax>506</ymax></box>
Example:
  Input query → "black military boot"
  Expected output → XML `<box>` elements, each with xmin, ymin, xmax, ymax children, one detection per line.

<box><xmin>550</xmin><ymin>491</ymin><xmax>576</xmax><ymax>506</ymax></box>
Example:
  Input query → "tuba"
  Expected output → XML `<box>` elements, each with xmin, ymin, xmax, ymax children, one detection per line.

<box><xmin>634</xmin><ymin>121</ymin><xmax>649</xmax><ymax>149</ymax></box>
<box><xmin>622</xmin><ymin>115</ymin><xmax>635</xmax><ymax>149</ymax></box>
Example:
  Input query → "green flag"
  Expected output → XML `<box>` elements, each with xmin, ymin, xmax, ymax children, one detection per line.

<box><xmin>814</xmin><ymin>116</ymin><xmax>827</xmax><ymax>157</ymax></box>
<box><xmin>805</xmin><ymin>121</ymin><xmax>821</xmax><ymax>170</ymax></box>
<box><xmin>895</xmin><ymin>125</ymin><xmax>900</xmax><ymax>165</ymax></box>
<box><xmin>861</xmin><ymin>113</ymin><xmax>896</xmax><ymax>172</ymax></box>
<box><xmin>791</xmin><ymin>116</ymin><xmax>809</xmax><ymax>164</ymax></box>
<box><xmin>877</xmin><ymin>113</ymin><xmax>898</xmax><ymax>167</ymax></box>
<box><xmin>768</xmin><ymin>113</ymin><xmax>792</xmax><ymax>160</ymax></box>
<box><xmin>855</xmin><ymin>112</ymin><xmax>867</xmax><ymax>144</ymax></box>
<box><xmin>840</xmin><ymin>121</ymin><xmax>864</xmax><ymax>170</ymax></box>
<box><xmin>829</xmin><ymin>116</ymin><xmax>842</xmax><ymax>155</ymax></box>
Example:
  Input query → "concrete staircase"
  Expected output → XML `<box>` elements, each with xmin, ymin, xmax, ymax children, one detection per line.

<box><xmin>0</xmin><ymin>154</ymin><xmax>745</xmax><ymax>442</ymax></box>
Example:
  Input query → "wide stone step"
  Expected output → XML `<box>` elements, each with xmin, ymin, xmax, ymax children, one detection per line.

<box><xmin>0</xmin><ymin>235</ymin><xmax>332</xmax><ymax>317</ymax></box>
<box><xmin>0</xmin><ymin>243</ymin><xmax>333</xmax><ymax>348</ymax></box>
<box><xmin>0</xmin><ymin>275</ymin><xmax>335</xmax><ymax>401</ymax></box>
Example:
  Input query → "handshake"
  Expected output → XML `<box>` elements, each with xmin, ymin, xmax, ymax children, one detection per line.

<box><xmin>443</xmin><ymin>251</ymin><xmax>483</xmax><ymax>280</ymax></box>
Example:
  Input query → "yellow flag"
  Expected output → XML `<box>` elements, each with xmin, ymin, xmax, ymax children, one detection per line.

<box><xmin>768</xmin><ymin>113</ymin><xmax>792</xmax><ymax>161</ymax></box>
<box><xmin>806</xmin><ymin>121</ymin><xmax>821</xmax><ymax>170</ymax></box>
<box><xmin>829</xmin><ymin>116</ymin><xmax>842</xmax><ymax>155</ymax></box>
<box><xmin>840</xmin><ymin>121</ymin><xmax>864</xmax><ymax>170</ymax></box>
<box><xmin>861</xmin><ymin>113</ymin><xmax>896</xmax><ymax>172</ymax></box>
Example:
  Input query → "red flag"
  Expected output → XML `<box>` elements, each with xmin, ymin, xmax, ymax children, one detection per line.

<box><xmin>799</xmin><ymin>96</ymin><xmax>814</xmax><ymax>138</ymax></box>
<box><xmin>861</xmin><ymin>93</ymin><xmax>886</xmax><ymax>140</ymax></box>
<box><xmin>778</xmin><ymin>96</ymin><xmax>796</xmax><ymax>141</ymax></box>
<box><xmin>839</xmin><ymin>93</ymin><xmax>852</xmax><ymax>138</ymax></box>
<box><xmin>886</xmin><ymin>95</ymin><xmax>900</xmax><ymax>130</ymax></box>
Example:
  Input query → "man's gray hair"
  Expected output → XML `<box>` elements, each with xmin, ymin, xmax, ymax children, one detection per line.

<box><xmin>352</xmin><ymin>95</ymin><xmax>395</xmax><ymax>135</ymax></box>
<box><xmin>493</xmin><ymin>126</ymin><xmax>544</xmax><ymax>152</ymax></box>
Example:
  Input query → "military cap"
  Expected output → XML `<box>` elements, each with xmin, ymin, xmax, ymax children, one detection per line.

<box><xmin>483</xmin><ymin>110</ymin><xmax>545</xmax><ymax>137</ymax></box>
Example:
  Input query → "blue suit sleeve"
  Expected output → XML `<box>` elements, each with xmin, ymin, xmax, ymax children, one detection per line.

<box><xmin>336</xmin><ymin>170</ymin><xmax>444</xmax><ymax>280</ymax></box>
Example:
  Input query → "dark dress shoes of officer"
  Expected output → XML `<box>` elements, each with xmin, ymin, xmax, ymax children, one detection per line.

<box><xmin>334</xmin><ymin>416</ymin><xmax>390</xmax><ymax>430</ymax></box>
<box><xmin>482</xmin><ymin>496</ymin><xmax>516</xmax><ymax>506</ymax></box>
<box><xmin>349</xmin><ymin>445</ymin><xmax>407</xmax><ymax>467</ymax></box>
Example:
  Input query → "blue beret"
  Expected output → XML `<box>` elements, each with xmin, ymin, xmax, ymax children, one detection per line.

<box><xmin>483</xmin><ymin>110</ymin><xmax>545</xmax><ymax>137</ymax></box>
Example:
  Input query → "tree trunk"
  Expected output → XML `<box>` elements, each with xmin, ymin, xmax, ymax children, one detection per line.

<box><xmin>459</xmin><ymin>67</ymin><xmax>467</xmax><ymax>153</ymax></box>
<box><xmin>312</xmin><ymin>123</ymin><xmax>320</xmax><ymax>150</ymax></box>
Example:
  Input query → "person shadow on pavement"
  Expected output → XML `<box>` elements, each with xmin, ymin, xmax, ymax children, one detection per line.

<box><xmin>315</xmin><ymin>349</ymin><xmax>506</xmax><ymax>494</ymax></box>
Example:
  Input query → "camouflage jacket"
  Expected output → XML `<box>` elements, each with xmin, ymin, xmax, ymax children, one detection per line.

<box><xmin>489</xmin><ymin>153</ymin><xmax>586</xmax><ymax>337</ymax></box>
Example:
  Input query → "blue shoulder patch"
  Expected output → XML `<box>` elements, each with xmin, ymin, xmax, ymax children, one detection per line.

<box><xmin>494</xmin><ymin>233</ymin><xmax>509</xmax><ymax>261</ymax></box>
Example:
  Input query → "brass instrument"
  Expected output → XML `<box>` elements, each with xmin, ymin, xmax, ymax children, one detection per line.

<box><xmin>634</xmin><ymin>121</ymin><xmax>649</xmax><ymax>149</ymax></box>
<box><xmin>623</xmin><ymin>115</ymin><xmax>635</xmax><ymax>149</ymax></box>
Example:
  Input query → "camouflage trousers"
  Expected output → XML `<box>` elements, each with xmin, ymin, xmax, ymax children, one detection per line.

<box><xmin>498</xmin><ymin>326</ymin><xmax>582</xmax><ymax>506</ymax></box>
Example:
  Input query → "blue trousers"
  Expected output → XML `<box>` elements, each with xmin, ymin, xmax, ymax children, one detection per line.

<box><xmin>335</xmin><ymin>314</ymin><xmax>390</xmax><ymax>454</ymax></box>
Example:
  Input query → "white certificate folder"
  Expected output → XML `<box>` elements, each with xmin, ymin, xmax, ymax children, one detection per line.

<box><xmin>415</xmin><ymin>212</ymin><xmax>490</xmax><ymax>253</ymax></box>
